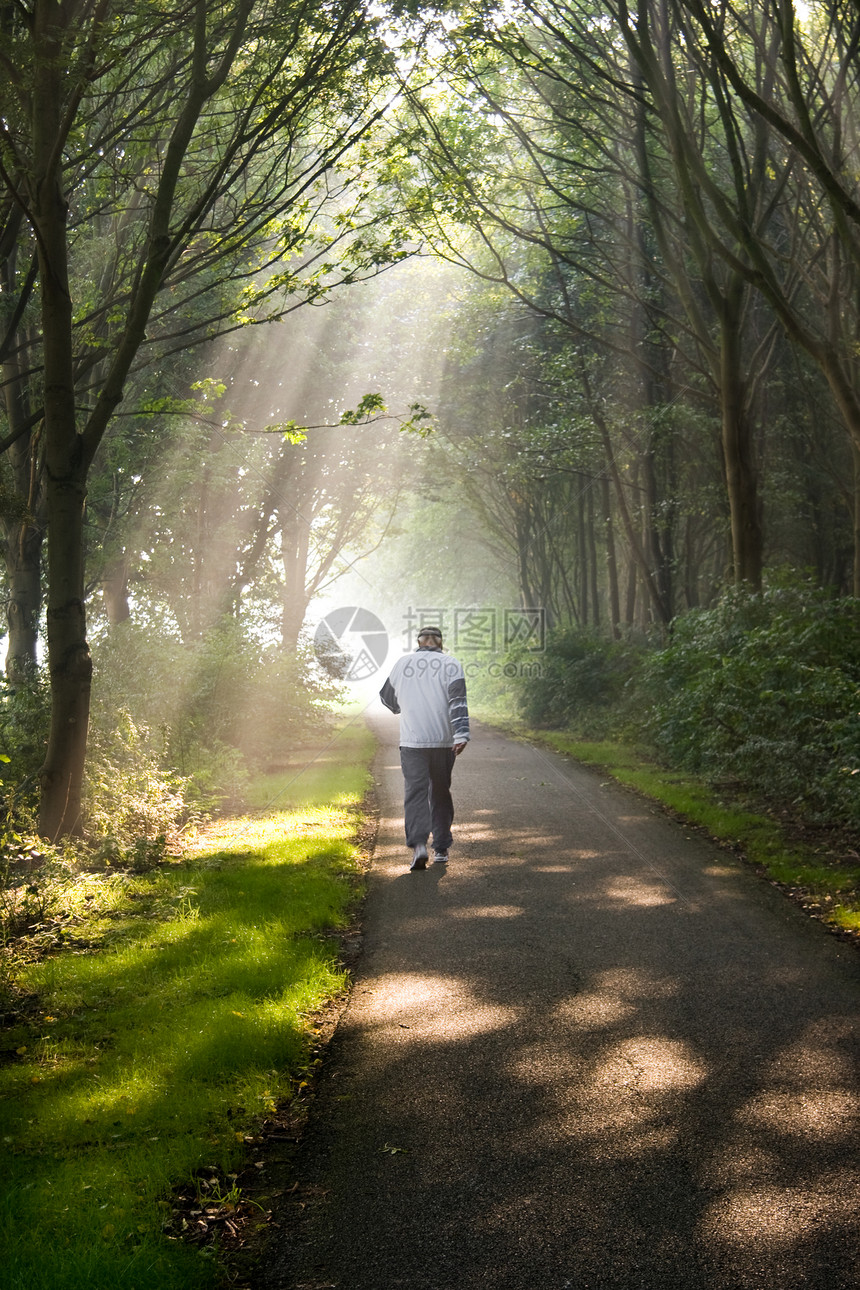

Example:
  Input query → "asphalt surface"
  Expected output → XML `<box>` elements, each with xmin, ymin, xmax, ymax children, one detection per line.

<box><xmin>258</xmin><ymin>714</ymin><xmax>860</xmax><ymax>1290</ymax></box>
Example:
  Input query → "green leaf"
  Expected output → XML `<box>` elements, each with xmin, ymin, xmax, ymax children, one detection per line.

<box><xmin>340</xmin><ymin>393</ymin><xmax>387</xmax><ymax>424</ymax></box>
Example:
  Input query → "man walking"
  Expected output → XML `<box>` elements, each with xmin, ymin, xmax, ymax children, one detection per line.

<box><xmin>379</xmin><ymin>626</ymin><xmax>470</xmax><ymax>871</ymax></box>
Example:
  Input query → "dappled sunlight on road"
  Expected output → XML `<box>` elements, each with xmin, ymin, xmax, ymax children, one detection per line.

<box><xmin>700</xmin><ymin>1175</ymin><xmax>859</xmax><ymax>1249</ymax></box>
<box><xmin>593</xmin><ymin>1035</ymin><xmax>708</xmax><ymax>1093</ymax></box>
<box><xmin>554</xmin><ymin>991</ymin><xmax>636</xmax><ymax>1028</ymax></box>
<box><xmin>734</xmin><ymin>1089</ymin><xmax>859</xmax><ymax>1140</ymax></box>
<box><xmin>763</xmin><ymin>1018</ymin><xmax>857</xmax><ymax>1083</ymax></box>
<box><xmin>449</xmin><ymin>904</ymin><xmax>524</xmax><ymax>919</ymax></box>
<box><xmin>377</xmin><ymin>812</ymin><xmax>403</xmax><ymax>837</ymax></box>
<box><xmin>551</xmin><ymin>966</ymin><xmax>679</xmax><ymax>1031</ymax></box>
<box><xmin>506</xmin><ymin>1029</ymin><xmax>708</xmax><ymax>1160</ymax></box>
<box><xmin>533</xmin><ymin>860</ymin><xmax>590</xmax><ymax>871</ymax></box>
<box><xmin>549</xmin><ymin>847</ymin><xmax>603</xmax><ymax>860</ymax></box>
<box><xmin>356</xmin><ymin>972</ymin><xmax>521</xmax><ymax>1042</ymax></box>
<box><xmin>600</xmin><ymin>874</ymin><xmax>680</xmax><ymax>906</ymax></box>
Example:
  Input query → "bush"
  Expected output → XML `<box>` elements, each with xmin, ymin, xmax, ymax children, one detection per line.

<box><xmin>514</xmin><ymin>627</ymin><xmax>646</xmax><ymax>736</ymax></box>
<box><xmin>0</xmin><ymin>620</ymin><xmax>342</xmax><ymax>870</ymax></box>
<box><xmin>235</xmin><ymin>643</ymin><xmax>344</xmax><ymax>769</ymax></box>
<box><xmin>84</xmin><ymin>709</ymin><xmax>190</xmax><ymax>857</ymax></box>
<box><xmin>0</xmin><ymin>669</ymin><xmax>50</xmax><ymax>825</ymax></box>
<box><xmin>642</xmin><ymin>585</ymin><xmax>860</xmax><ymax>825</ymax></box>
<box><xmin>91</xmin><ymin>618</ymin><xmax>341</xmax><ymax>800</ymax></box>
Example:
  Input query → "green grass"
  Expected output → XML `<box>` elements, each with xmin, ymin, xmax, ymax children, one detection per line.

<box><xmin>242</xmin><ymin>713</ymin><xmax>373</xmax><ymax>814</ymax></box>
<box><xmin>0</xmin><ymin>722</ymin><xmax>375</xmax><ymax>1290</ymax></box>
<box><xmin>524</xmin><ymin>729</ymin><xmax>860</xmax><ymax>939</ymax></box>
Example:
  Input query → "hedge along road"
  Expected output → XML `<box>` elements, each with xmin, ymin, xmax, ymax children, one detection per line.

<box><xmin>258</xmin><ymin>713</ymin><xmax>860</xmax><ymax>1290</ymax></box>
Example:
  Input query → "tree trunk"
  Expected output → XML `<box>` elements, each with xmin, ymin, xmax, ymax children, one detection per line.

<box><xmin>102</xmin><ymin>558</ymin><xmax>132</xmax><ymax>627</ymax></box>
<box><xmin>2</xmin><ymin>237</ymin><xmax>43</xmax><ymax>681</ymax></box>
<box><xmin>33</xmin><ymin>3</ymin><xmax>92</xmax><ymax>839</ymax></box>
<box><xmin>719</xmin><ymin>284</ymin><xmax>764</xmax><ymax>589</ymax></box>
<box><xmin>642</xmin><ymin>432</ymin><xmax>675</xmax><ymax>621</ymax></box>
<box><xmin>587</xmin><ymin>484</ymin><xmax>600</xmax><ymax>627</ymax></box>
<box><xmin>4</xmin><ymin>520</ymin><xmax>43</xmax><ymax>685</ymax></box>
<box><xmin>602</xmin><ymin>475</ymin><xmax>621</xmax><ymax>638</ymax></box>
<box><xmin>279</xmin><ymin>506</ymin><xmax>311</xmax><ymax>649</ymax></box>
<box><xmin>577</xmin><ymin>487</ymin><xmax>588</xmax><ymax>624</ymax></box>
<box><xmin>624</xmin><ymin>552</ymin><xmax>637</xmax><ymax>626</ymax></box>
<box><xmin>515</xmin><ymin>511</ymin><xmax>538</xmax><ymax>622</ymax></box>
<box><xmin>40</xmin><ymin>470</ymin><xmax>91</xmax><ymax>840</ymax></box>
<box><xmin>853</xmin><ymin>441</ymin><xmax>860</xmax><ymax>598</ymax></box>
<box><xmin>683</xmin><ymin>514</ymin><xmax>699</xmax><ymax>610</ymax></box>
<box><xmin>2</xmin><ymin>359</ymin><xmax>43</xmax><ymax>683</ymax></box>
<box><xmin>579</xmin><ymin>359</ymin><xmax>670</xmax><ymax>625</ymax></box>
<box><xmin>598</xmin><ymin>412</ymin><xmax>671</xmax><ymax>624</ymax></box>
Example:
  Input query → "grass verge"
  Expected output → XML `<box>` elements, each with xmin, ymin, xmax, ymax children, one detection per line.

<box><xmin>0</xmin><ymin>721</ymin><xmax>375</xmax><ymax>1290</ymax></box>
<box><xmin>483</xmin><ymin>716</ymin><xmax>860</xmax><ymax>943</ymax></box>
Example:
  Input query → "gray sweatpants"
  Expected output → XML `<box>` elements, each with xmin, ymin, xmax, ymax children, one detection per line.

<box><xmin>400</xmin><ymin>746</ymin><xmax>457</xmax><ymax>852</ymax></box>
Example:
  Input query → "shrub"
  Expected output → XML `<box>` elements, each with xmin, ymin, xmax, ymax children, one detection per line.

<box><xmin>0</xmin><ymin>620</ymin><xmax>342</xmax><ymax>871</ymax></box>
<box><xmin>91</xmin><ymin>618</ymin><xmax>341</xmax><ymax>805</ymax></box>
<box><xmin>84</xmin><ymin>709</ymin><xmax>190</xmax><ymax>857</ymax></box>
<box><xmin>0</xmin><ymin>669</ymin><xmax>50</xmax><ymax>824</ymax></box>
<box><xmin>514</xmin><ymin>627</ymin><xmax>646</xmax><ymax>736</ymax></box>
<box><xmin>236</xmin><ymin>643</ymin><xmax>344</xmax><ymax>769</ymax></box>
<box><xmin>642</xmin><ymin>585</ymin><xmax>860</xmax><ymax>825</ymax></box>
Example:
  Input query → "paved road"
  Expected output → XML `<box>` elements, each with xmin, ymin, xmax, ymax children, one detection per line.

<box><xmin>259</xmin><ymin>714</ymin><xmax>860</xmax><ymax>1289</ymax></box>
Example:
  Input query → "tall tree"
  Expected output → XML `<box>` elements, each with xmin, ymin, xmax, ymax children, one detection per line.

<box><xmin>398</xmin><ymin>5</ymin><xmax>717</xmax><ymax>622</ymax></box>
<box><xmin>0</xmin><ymin>0</ymin><xmax>403</xmax><ymax>837</ymax></box>
<box><xmin>610</xmin><ymin>0</ymin><xmax>860</xmax><ymax>587</ymax></box>
<box><xmin>397</xmin><ymin>0</ymin><xmax>860</xmax><ymax>607</ymax></box>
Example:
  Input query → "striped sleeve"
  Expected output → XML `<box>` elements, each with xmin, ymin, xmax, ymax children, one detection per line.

<box><xmin>379</xmin><ymin>677</ymin><xmax>400</xmax><ymax>714</ymax></box>
<box><xmin>447</xmin><ymin>674</ymin><xmax>470</xmax><ymax>742</ymax></box>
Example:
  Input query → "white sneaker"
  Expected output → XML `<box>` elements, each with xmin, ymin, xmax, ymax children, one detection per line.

<box><xmin>433</xmin><ymin>851</ymin><xmax>448</xmax><ymax>864</ymax></box>
<box><xmin>410</xmin><ymin>845</ymin><xmax>428</xmax><ymax>871</ymax></box>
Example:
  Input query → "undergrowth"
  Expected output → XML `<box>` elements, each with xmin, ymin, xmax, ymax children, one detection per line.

<box><xmin>0</xmin><ymin>721</ymin><xmax>375</xmax><ymax>1290</ymax></box>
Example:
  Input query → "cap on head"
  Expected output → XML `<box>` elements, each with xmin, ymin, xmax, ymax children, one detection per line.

<box><xmin>417</xmin><ymin>626</ymin><xmax>443</xmax><ymax>642</ymax></box>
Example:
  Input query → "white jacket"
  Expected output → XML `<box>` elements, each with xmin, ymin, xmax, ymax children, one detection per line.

<box><xmin>379</xmin><ymin>648</ymin><xmax>471</xmax><ymax>748</ymax></box>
